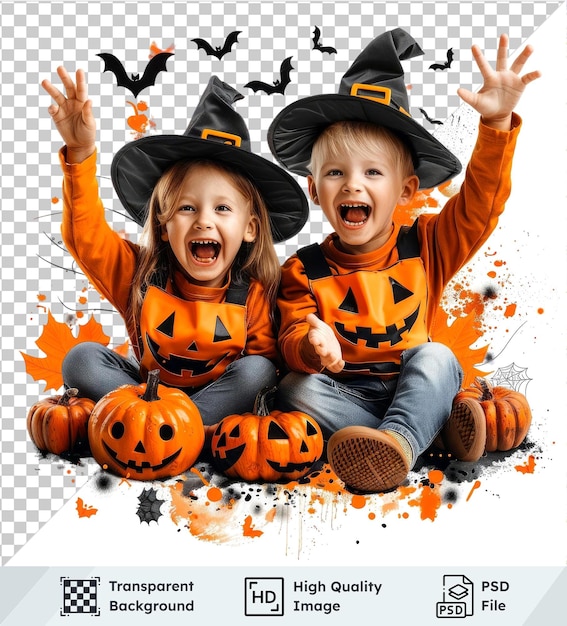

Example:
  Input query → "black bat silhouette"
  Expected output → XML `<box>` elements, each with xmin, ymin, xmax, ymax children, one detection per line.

<box><xmin>191</xmin><ymin>31</ymin><xmax>241</xmax><ymax>60</ymax></box>
<box><xmin>97</xmin><ymin>52</ymin><xmax>173</xmax><ymax>97</ymax></box>
<box><xmin>419</xmin><ymin>108</ymin><xmax>443</xmax><ymax>125</ymax></box>
<box><xmin>244</xmin><ymin>57</ymin><xmax>294</xmax><ymax>95</ymax></box>
<box><xmin>312</xmin><ymin>26</ymin><xmax>337</xmax><ymax>55</ymax></box>
<box><xmin>429</xmin><ymin>48</ymin><xmax>454</xmax><ymax>71</ymax></box>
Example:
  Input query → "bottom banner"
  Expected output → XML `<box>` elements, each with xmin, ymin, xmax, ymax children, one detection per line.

<box><xmin>0</xmin><ymin>566</ymin><xmax>564</xmax><ymax>625</ymax></box>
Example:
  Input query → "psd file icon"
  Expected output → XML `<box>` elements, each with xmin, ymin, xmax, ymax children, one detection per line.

<box><xmin>436</xmin><ymin>575</ymin><xmax>474</xmax><ymax>618</ymax></box>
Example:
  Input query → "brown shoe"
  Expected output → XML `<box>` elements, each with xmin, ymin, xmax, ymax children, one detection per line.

<box><xmin>327</xmin><ymin>426</ymin><xmax>410</xmax><ymax>493</ymax></box>
<box><xmin>441</xmin><ymin>398</ymin><xmax>486</xmax><ymax>462</ymax></box>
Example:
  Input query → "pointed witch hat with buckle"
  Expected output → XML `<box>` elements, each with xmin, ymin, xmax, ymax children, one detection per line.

<box><xmin>111</xmin><ymin>75</ymin><xmax>308</xmax><ymax>242</ymax></box>
<box><xmin>268</xmin><ymin>28</ymin><xmax>461</xmax><ymax>190</ymax></box>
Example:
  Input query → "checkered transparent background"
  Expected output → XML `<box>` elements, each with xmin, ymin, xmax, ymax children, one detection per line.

<box><xmin>0</xmin><ymin>0</ymin><xmax>562</xmax><ymax>564</ymax></box>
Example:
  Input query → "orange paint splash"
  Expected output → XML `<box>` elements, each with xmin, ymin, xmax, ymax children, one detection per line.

<box><xmin>428</xmin><ymin>469</ymin><xmax>444</xmax><ymax>484</ymax></box>
<box><xmin>466</xmin><ymin>480</ymin><xmax>481</xmax><ymax>501</ymax></box>
<box><xmin>504</xmin><ymin>303</ymin><xmax>517</xmax><ymax>318</ymax></box>
<box><xmin>207</xmin><ymin>487</ymin><xmax>223</xmax><ymax>502</ymax></box>
<box><xmin>76</xmin><ymin>497</ymin><xmax>98</xmax><ymax>518</ymax></box>
<box><xmin>408</xmin><ymin>484</ymin><xmax>442</xmax><ymax>521</ymax></box>
<box><xmin>350</xmin><ymin>494</ymin><xmax>367</xmax><ymax>509</ymax></box>
<box><xmin>515</xmin><ymin>455</ymin><xmax>536</xmax><ymax>474</ymax></box>
<box><xmin>243</xmin><ymin>515</ymin><xmax>263</xmax><ymax>538</ymax></box>
<box><xmin>190</xmin><ymin>466</ymin><xmax>210</xmax><ymax>486</ymax></box>
<box><xmin>265</xmin><ymin>507</ymin><xmax>277</xmax><ymax>523</ymax></box>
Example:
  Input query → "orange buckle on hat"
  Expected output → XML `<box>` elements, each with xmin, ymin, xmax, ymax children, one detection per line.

<box><xmin>350</xmin><ymin>83</ymin><xmax>411</xmax><ymax>117</ymax></box>
<box><xmin>201</xmin><ymin>129</ymin><xmax>242</xmax><ymax>147</ymax></box>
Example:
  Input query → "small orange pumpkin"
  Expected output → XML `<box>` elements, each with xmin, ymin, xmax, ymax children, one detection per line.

<box><xmin>88</xmin><ymin>369</ymin><xmax>205</xmax><ymax>480</ymax></box>
<box><xmin>210</xmin><ymin>386</ymin><xmax>324</xmax><ymax>482</ymax></box>
<box><xmin>453</xmin><ymin>377</ymin><xmax>532</xmax><ymax>452</ymax></box>
<box><xmin>27</xmin><ymin>388</ymin><xmax>95</xmax><ymax>455</ymax></box>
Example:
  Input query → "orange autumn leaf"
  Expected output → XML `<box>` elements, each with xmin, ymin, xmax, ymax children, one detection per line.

<box><xmin>21</xmin><ymin>310</ymin><xmax>110</xmax><ymax>393</ymax></box>
<box><xmin>431</xmin><ymin>307</ymin><xmax>490</xmax><ymax>387</ymax></box>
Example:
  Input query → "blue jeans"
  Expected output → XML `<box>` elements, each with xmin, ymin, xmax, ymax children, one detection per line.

<box><xmin>62</xmin><ymin>342</ymin><xmax>277</xmax><ymax>425</ymax></box>
<box><xmin>276</xmin><ymin>342</ymin><xmax>463</xmax><ymax>467</ymax></box>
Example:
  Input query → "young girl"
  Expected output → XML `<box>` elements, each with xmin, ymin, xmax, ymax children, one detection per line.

<box><xmin>41</xmin><ymin>67</ymin><xmax>308</xmax><ymax>428</ymax></box>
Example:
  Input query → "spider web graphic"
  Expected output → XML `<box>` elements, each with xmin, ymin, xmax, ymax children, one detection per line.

<box><xmin>490</xmin><ymin>363</ymin><xmax>532</xmax><ymax>394</ymax></box>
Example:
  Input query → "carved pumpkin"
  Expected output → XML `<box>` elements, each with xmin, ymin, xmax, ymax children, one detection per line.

<box><xmin>88</xmin><ymin>369</ymin><xmax>205</xmax><ymax>480</ymax></box>
<box><xmin>27</xmin><ymin>388</ymin><xmax>95</xmax><ymax>455</ymax></box>
<box><xmin>210</xmin><ymin>387</ymin><xmax>324</xmax><ymax>482</ymax></box>
<box><xmin>453</xmin><ymin>377</ymin><xmax>532</xmax><ymax>452</ymax></box>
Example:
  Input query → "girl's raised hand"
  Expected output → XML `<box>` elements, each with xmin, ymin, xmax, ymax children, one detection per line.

<box><xmin>41</xmin><ymin>66</ymin><xmax>96</xmax><ymax>163</ymax></box>
<box><xmin>457</xmin><ymin>34</ymin><xmax>541</xmax><ymax>131</ymax></box>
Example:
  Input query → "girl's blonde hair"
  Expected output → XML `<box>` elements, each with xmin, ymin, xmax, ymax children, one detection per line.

<box><xmin>127</xmin><ymin>159</ymin><xmax>281</xmax><ymax>336</ymax></box>
<box><xmin>308</xmin><ymin>120</ymin><xmax>416</xmax><ymax>180</ymax></box>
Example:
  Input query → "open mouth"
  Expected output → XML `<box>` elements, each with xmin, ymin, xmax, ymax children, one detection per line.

<box><xmin>340</xmin><ymin>204</ymin><xmax>370</xmax><ymax>227</ymax></box>
<box><xmin>191</xmin><ymin>239</ymin><xmax>221</xmax><ymax>263</ymax></box>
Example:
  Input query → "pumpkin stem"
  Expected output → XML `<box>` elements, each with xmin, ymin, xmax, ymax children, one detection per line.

<box><xmin>475</xmin><ymin>376</ymin><xmax>493</xmax><ymax>401</ymax></box>
<box><xmin>253</xmin><ymin>385</ymin><xmax>277</xmax><ymax>416</ymax></box>
<box><xmin>141</xmin><ymin>369</ymin><xmax>161</xmax><ymax>402</ymax></box>
<box><xmin>58</xmin><ymin>388</ymin><xmax>79</xmax><ymax>406</ymax></box>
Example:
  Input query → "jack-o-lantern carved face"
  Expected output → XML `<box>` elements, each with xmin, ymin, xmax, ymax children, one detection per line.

<box><xmin>211</xmin><ymin>404</ymin><xmax>324</xmax><ymax>483</ymax></box>
<box><xmin>140</xmin><ymin>286</ymin><xmax>246</xmax><ymax>387</ymax></box>
<box><xmin>312</xmin><ymin>258</ymin><xmax>428</xmax><ymax>366</ymax></box>
<box><xmin>88</xmin><ymin>370</ymin><xmax>205</xmax><ymax>480</ymax></box>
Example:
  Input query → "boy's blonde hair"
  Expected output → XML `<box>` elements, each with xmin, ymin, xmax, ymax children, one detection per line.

<box><xmin>308</xmin><ymin>120</ymin><xmax>416</xmax><ymax>180</ymax></box>
<box><xmin>128</xmin><ymin>159</ymin><xmax>281</xmax><ymax>337</ymax></box>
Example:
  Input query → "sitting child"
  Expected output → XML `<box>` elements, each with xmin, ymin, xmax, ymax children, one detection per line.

<box><xmin>268</xmin><ymin>28</ymin><xmax>540</xmax><ymax>492</ymax></box>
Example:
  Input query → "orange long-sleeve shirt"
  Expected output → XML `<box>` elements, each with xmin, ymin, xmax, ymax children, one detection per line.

<box><xmin>278</xmin><ymin>116</ymin><xmax>522</xmax><ymax>374</ymax></box>
<box><xmin>59</xmin><ymin>148</ymin><xmax>278</xmax><ymax>373</ymax></box>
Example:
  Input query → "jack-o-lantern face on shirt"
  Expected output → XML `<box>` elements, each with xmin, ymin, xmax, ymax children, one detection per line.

<box><xmin>140</xmin><ymin>286</ymin><xmax>246</xmax><ymax>388</ymax></box>
<box><xmin>310</xmin><ymin>257</ymin><xmax>429</xmax><ymax>373</ymax></box>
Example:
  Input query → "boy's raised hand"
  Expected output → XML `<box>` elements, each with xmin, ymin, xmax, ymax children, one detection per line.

<box><xmin>41</xmin><ymin>66</ymin><xmax>96</xmax><ymax>163</ymax></box>
<box><xmin>305</xmin><ymin>313</ymin><xmax>345</xmax><ymax>374</ymax></box>
<box><xmin>457</xmin><ymin>34</ymin><xmax>541</xmax><ymax>131</ymax></box>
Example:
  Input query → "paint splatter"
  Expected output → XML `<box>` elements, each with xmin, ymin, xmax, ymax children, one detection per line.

<box><xmin>407</xmin><ymin>483</ymin><xmax>442</xmax><ymax>521</ymax></box>
<box><xmin>466</xmin><ymin>480</ymin><xmax>481</xmax><ymax>501</ymax></box>
<box><xmin>350</xmin><ymin>494</ymin><xmax>367</xmax><ymax>509</ymax></box>
<box><xmin>243</xmin><ymin>515</ymin><xmax>263</xmax><ymax>538</ymax></box>
<box><xmin>76</xmin><ymin>497</ymin><xmax>98</xmax><ymax>518</ymax></box>
<box><xmin>515</xmin><ymin>455</ymin><xmax>536</xmax><ymax>474</ymax></box>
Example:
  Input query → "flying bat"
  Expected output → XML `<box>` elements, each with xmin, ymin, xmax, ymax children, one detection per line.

<box><xmin>191</xmin><ymin>31</ymin><xmax>241</xmax><ymax>60</ymax></box>
<box><xmin>245</xmin><ymin>57</ymin><xmax>294</xmax><ymax>95</ymax></box>
<box><xmin>312</xmin><ymin>26</ymin><xmax>337</xmax><ymax>55</ymax></box>
<box><xmin>419</xmin><ymin>108</ymin><xmax>443</xmax><ymax>126</ymax></box>
<box><xmin>97</xmin><ymin>52</ymin><xmax>173</xmax><ymax>97</ymax></box>
<box><xmin>429</xmin><ymin>48</ymin><xmax>454</xmax><ymax>71</ymax></box>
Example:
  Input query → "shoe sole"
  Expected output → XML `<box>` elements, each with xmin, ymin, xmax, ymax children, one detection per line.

<box><xmin>443</xmin><ymin>399</ymin><xmax>486</xmax><ymax>462</ymax></box>
<box><xmin>327</xmin><ymin>428</ymin><xmax>409</xmax><ymax>493</ymax></box>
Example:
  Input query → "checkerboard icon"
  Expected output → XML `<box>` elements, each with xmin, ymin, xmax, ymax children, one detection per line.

<box><xmin>61</xmin><ymin>578</ymin><xmax>100</xmax><ymax>616</ymax></box>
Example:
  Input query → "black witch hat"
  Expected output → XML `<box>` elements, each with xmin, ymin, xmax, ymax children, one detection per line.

<box><xmin>111</xmin><ymin>76</ymin><xmax>308</xmax><ymax>242</ymax></box>
<box><xmin>268</xmin><ymin>28</ymin><xmax>461</xmax><ymax>190</ymax></box>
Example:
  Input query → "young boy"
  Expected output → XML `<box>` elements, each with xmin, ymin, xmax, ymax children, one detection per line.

<box><xmin>268</xmin><ymin>28</ymin><xmax>540</xmax><ymax>493</ymax></box>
